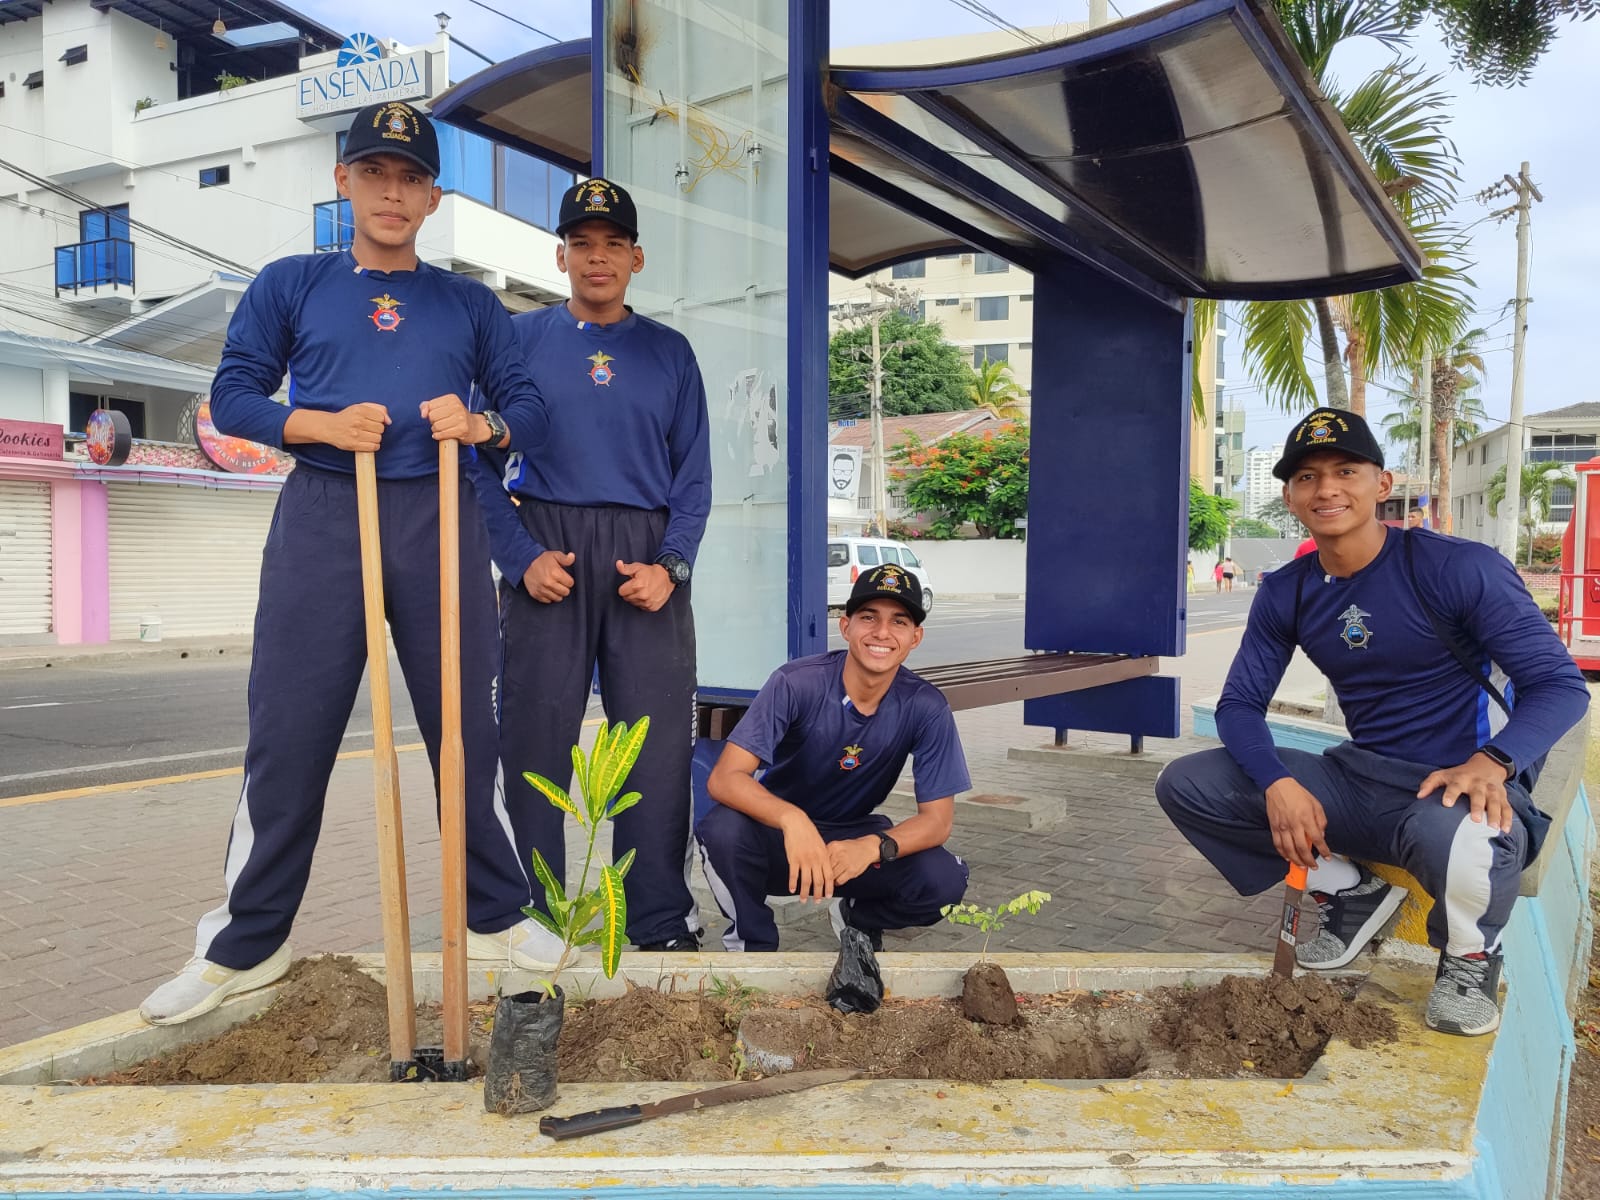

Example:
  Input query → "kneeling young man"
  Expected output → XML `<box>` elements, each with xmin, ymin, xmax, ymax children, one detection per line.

<box><xmin>1156</xmin><ymin>408</ymin><xmax>1589</xmax><ymax>1036</ymax></box>
<box><xmin>699</xmin><ymin>565</ymin><xmax>970</xmax><ymax>951</ymax></box>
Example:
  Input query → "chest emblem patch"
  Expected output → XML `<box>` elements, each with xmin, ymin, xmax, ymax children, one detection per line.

<box><xmin>369</xmin><ymin>294</ymin><xmax>404</xmax><ymax>333</ymax></box>
<box><xmin>1337</xmin><ymin>604</ymin><xmax>1373</xmax><ymax>650</ymax></box>
<box><xmin>839</xmin><ymin>744</ymin><xmax>864</xmax><ymax>771</ymax></box>
<box><xmin>587</xmin><ymin>350</ymin><xmax>616</xmax><ymax>386</ymax></box>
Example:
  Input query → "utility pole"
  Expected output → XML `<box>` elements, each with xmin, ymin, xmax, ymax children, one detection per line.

<box><xmin>836</xmin><ymin>281</ymin><xmax>919</xmax><ymax>537</ymax></box>
<box><xmin>1481</xmin><ymin>162</ymin><xmax>1542</xmax><ymax>558</ymax></box>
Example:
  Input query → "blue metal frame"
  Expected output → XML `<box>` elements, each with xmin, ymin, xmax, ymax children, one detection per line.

<box><xmin>830</xmin><ymin>90</ymin><xmax>1183</xmax><ymax>312</ymax></box>
<box><xmin>428</xmin><ymin>39</ymin><xmax>593</xmax><ymax>175</ymax></box>
<box><xmin>788</xmin><ymin>0</ymin><xmax>830</xmax><ymax>662</ymax></box>
<box><xmin>590</xmin><ymin>0</ymin><xmax>606</xmax><ymax>176</ymax></box>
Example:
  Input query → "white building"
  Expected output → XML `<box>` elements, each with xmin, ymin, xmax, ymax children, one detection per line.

<box><xmin>0</xmin><ymin>0</ymin><xmax>573</xmax><ymax>644</ymax></box>
<box><xmin>1240</xmin><ymin>448</ymin><xmax>1277</xmax><ymax>519</ymax></box>
<box><xmin>1452</xmin><ymin>401</ymin><xmax>1600</xmax><ymax>546</ymax></box>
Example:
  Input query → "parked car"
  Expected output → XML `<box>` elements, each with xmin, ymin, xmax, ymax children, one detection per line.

<box><xmin>826</xmin><ymin>537</ymin><xmax>935</xmax><ymax>614</ymax></box>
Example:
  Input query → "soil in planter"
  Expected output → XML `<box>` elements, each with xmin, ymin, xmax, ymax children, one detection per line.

<box><xmin>83</xmin><ymin>957</ymin><xmax>1397</xmax><ymax>1087</ymax></box>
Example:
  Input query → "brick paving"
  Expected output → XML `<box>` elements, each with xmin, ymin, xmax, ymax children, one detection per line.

<box><xmin>0</xmin><ymin>620</ymin><xmax>1299</xmax><ymax>1048</ymax></box>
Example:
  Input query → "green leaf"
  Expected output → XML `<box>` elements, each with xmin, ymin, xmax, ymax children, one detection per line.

<box><xmin>569</xmin><ymin>894</ymin><xmax>601</xmax><ymax>932</ymax></box>
<box><xmin>598</xmin><ymin>864</ymin><xmax>628</xmax><ymax>977</ymax></box>
<box><xmin>570</xmin><ymin>744</ymin><xmax>590</xmax><ymax>813</ymax></box>
<box><xmin>572</xmin><ymin>928</ymin><xmax>606</xmax><ymax>947</ymax></box>
<box><xmin>520</xmin><ymin>903</ymin><xmax>562</xmax><ymax>939</ymax></box>
<box><xmin>596</xmin><ymin>717</ymin><xmax>650</xmax><ymax>810</ymax></box>
<box><xmin>530</xmin><ymin>848</ymin><xmax>568</xmax><ymax>914</ymax></box>
<box><xmin>614</xmin><ymin>846</ymin><xmax>637</xmax><ymax>878</ymax></box>
<box><xmin>608</xmin><ymin>790</ymin><xmax>642</xmax><ymax>821</ymax></box>
<box><xmin>523</xmin><ymin>771</ymin><xmax>584</xmax><ymax>826</ymax></box>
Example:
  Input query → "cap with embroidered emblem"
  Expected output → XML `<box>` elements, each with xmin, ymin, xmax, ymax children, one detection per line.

<box><xmin>556</xmin><ymin>178</ymin><xmax>640</xmax><ymax>239</ymax></box>
<box><xmin>1273</xmin><ymin>406</ymin><xmax>1385</xmax><ymax>481</ymax></box>
<box><xmin>846</xmin><ymin>564</ymin><xmax>926</xmax><ymax>624</ymax></box>
<box><xmin>341</xmin><ymin>101</ymin><xmax>440</xmax><ymax>178</ymax></box>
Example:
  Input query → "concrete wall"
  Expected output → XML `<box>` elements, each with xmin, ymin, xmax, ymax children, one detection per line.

<box><xmin>912</xmin><ymin>538</ymin><xmax>1026</xmax><ymax>597</ymax></box>
<box><xmin>0</xmin><ymin>366</ymin><xmax>45</xmax><ymax>420</ymax></box>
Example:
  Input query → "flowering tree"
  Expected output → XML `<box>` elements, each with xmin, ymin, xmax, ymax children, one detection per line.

<box><xmin>890</xmin><ymin>426</ymin><xmax>1029</xmax><ymax>539</ymax></box>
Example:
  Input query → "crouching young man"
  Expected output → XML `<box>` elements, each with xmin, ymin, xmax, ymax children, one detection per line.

<box><xmin>698</xmin><ymin>565</ymin><xmax>970</xmax><ymax>952</ymax></box>
<box><xmin>1155</xmin><ymin>408</ymin><xmax>1589</xmax><ymax>1036</ymax></box>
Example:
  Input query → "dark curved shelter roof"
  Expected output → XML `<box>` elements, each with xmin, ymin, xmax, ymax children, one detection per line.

<box><xmin>431</xmin><ymin>0</ymin><xmax>1422</xmax><ymax>305</ymax></box>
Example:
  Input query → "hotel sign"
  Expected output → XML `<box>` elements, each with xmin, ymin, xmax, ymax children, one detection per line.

<box><xmin>296</xmin><ymin>32</ymin><xmax>431</xmax><ymax>119</ymax></box>
<box><xmin>0</xmin><ymin>418</ymin><xmax>63</xmax><ymax>461</ymax></box>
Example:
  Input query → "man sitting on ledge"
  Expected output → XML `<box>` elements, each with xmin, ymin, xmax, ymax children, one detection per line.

<box><xmin>1156</xmin><ymin>408</ymin><xmax>1588</xmax><ymax>1036</ymax></box>
<box><xmin>698</xmin><ymin>564</ymin><xmax>970</xmax><ymax>952</ymax></box>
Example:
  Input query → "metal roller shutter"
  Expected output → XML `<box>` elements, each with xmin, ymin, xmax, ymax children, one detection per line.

<box><xmin>0</xmin><ymin>479</ymin><xmax>53</xmax><ymax>637</ymax></box>
<box><xmin>107</xmin><ymin>483</ymin><xmax>280</xmax><ymax>640</ymax></box>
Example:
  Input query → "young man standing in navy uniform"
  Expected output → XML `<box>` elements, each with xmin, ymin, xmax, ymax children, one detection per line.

<box><xmin>474</xmin><ymin>179</ymin><xmax>710</xmax><ymax>952</ymax></box>
<box><xmin>699</xmin><ymin>565</ymin><xmax>971</xmax><ymax>951</ymax></box>
<box><xmin>141</xmin><ymin>102</ymin><xmax>561</xmax><ymax>1026</ymax></box>
<box><xmin>1156</xmin><ymin>408</ymin><xmax>1588</xmax><ymax>1036</ymax></box>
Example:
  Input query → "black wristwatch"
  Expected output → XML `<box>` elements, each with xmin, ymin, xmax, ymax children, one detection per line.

<box><xmin>1477</xmin><ymin>744</ymin><xmax>1514</xmax><ymax>779</ymax></box>
<box><xmin>655</xmin><ymin>553</ymin><xmax>691</xmax><ymax>587</ymax></box>
<box><xmin>474</xmin><ymin>409</ymin><xmax>508</xmax><ymax>447</ymax></box>
<box><xmin>875</xmin><ymin>831</ymin><xmax>900</xmax><ymax>863</ymax></box>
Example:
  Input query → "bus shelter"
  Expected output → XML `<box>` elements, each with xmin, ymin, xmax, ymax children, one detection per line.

<box><xmin>431</xmin><ymin>0</ymin><xmax>1421</xmax><ymax>743</ymax></box>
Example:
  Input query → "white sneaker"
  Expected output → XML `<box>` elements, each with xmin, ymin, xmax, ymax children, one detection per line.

<box><xmin>467</xmin><ymin>918</ymin><xmax>582</xmax><ymax>971</ymax></box>
<box><xmin>138</xmin><ymin>943</ymin><xmax>292</xmax><ymax>1026</ymax></box>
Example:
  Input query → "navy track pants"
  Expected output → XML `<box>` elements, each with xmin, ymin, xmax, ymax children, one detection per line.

<box><xmin>1155</xmin><ymin>742</ymin><xmax>1528</xmax><ymax>956</ymax></box>
<box><xmin>497</xmin><ymin>500</ymin><xmax>698</xmax><ymax>947</ymax></box>
<box><xmin>195</xmin><ymin>465</ymin><xmax>531</xmax><ymax>970</ymax></box>
<box><xmin>695</xmin><ymin>805</ymin><xmax>970</xmax><ymax>952</ymax></box>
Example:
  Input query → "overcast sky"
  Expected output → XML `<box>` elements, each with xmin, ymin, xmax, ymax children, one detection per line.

<box><xmin>299</xmin><ymin>0</ymin><xmax>1599</xmax><ymax>463</ymax></box>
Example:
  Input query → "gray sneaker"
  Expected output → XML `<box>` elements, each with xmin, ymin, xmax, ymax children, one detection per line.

<box><xmin>1295</xmin><ymin>867</ymin><xmax>1406</xmax><ymax>970</ymax></box>
<box><xmin>139</xmin><ymin>943</ymin><xmax>292</xmax><ymax>1026</ymax></box>
<box><xmin>1425</xmin><ymin>950</ymin><xmax>1503</xmax><ymax>1036</ymax></box>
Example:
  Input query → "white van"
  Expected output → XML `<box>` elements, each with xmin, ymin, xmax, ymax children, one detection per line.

<box><xmin>826</xmin><ymin>537</ymin><xmax>934</xmax><ymax>614</ymax></box>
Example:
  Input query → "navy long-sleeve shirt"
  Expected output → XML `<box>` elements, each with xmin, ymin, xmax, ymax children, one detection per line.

<box><xmin>1217</xmin><ymin>526</ymin><xmax>1589</xmax><ymax>789</ymax></box>
<box><xmin>210</xmin><ymin>252</ymin><xmax>548</xmax><ymax>480</ymax></box>
<box><xmin>472</xmin><ymin>304</ymin><xmax>711</xmax><ymax>583</ymax></box>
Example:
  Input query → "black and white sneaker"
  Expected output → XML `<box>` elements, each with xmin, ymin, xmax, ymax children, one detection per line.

<box><xmin>1425</xmin><ymin>950</ymin><xmax>1503</xmax><ymax>1036</ymax></box>
<box><xmin>1295</xmin><ymin>866</ymin><xmax>1406</xmax><ymax>970</ymax></box>
<box><xmin>638</xmin><ymin>929</ymin><xmax>702</xmax><ymax>953</ymax></box>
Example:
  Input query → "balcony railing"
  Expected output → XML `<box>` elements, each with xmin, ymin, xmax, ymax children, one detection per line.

<box><xmin>55</xmin><ymin>237</ymin><xmax>134</xmax><ymax>294</ymax></box>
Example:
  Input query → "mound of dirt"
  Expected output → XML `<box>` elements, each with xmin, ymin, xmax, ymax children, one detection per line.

<box><xmin>1151</xmin><ymin>973</ymin><xmax>1398</xmax><ymax>1077</ymax></box>
<box><xmin>86</xmin><ymin>959</ymin><xmax>1397</xmax><ymax>1086</ymax></box>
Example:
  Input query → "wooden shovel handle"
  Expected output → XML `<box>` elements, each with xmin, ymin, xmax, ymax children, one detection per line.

<box><xmin>438</xmin><ymin>440</ymin><xmax>469</xmax><ymax>1065</ymax></box>
<box><xmin>355</xmin><ymin>450</ymin><xmax>416</xmax><ymax>1063</ymax></box>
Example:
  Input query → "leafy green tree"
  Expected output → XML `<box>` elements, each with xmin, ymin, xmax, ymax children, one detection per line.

<box><xmin>1487</xmin><ymin>461</ymin><xmax>1577</xmax><ymax>564</ymax></box>
<box><xmin>1427</xmin><ymin>326</ymin><xmax>1489</xmax><ymax>522</ymax></box>
<box><xmin>829</xmin><ymin>312</ymin><xmax>977</xmax><ymax>419</ymax></box>
<box><xmin>1258</xmin><ymin>496</ymin><xmax>1308</xmax><ymax>539</ymax></box>
<box><xmin>891</xmin><ymin>426</ymin><xmax>1029</xmax><ymax>539</ymax></box>
<box><xmin>1408</xmin><ymin>0</ymin><xmax>1600</xmax><ymax>86</ymax></box>
<box><xmin>1232</xmin><ymin>516</ymin><xmax>1284</xmax><ymax>539</ymax></box>
<box><xmin>1189</xmin><ymin>479</ymin><xmax>1240</xmax><ymax>553</ymax></box>
<box><xmin>969</xmin><ymin>358</ymin><xmax>1027</xmax><ymax>420</ymax></box>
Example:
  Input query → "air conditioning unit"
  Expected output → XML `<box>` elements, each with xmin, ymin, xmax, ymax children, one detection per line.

<box><xmin>958</xmin><ymin>300</ymin><xmax>972</xmax><ymax>312</ymax></box>
<box><xmin>960</xmin><ymin>253</ymin><xmax>973</xmax><ymax>266</ymax></box>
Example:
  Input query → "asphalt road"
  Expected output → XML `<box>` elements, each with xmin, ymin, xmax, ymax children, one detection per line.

<box><xmin>0</xmin><ymin>591</ymin><xmax>1252</xmax><ymax>798</ymax></box>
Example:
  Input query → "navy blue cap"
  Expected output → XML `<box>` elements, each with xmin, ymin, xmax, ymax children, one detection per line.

<box><xmin>342</xmin><ymin>101</ymin><xmax>440</xmax><ymax>178</ymax></box>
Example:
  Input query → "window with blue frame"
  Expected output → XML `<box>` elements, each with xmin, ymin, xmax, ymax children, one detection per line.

<box><xmin>313</xmin><ymin>199</ymin><xmax>353</xmax><ymax>253</ymax></box>
<box><xmin>436</xmin><ymin>124</ymin><xmax>495</xmax><ymax>207</ymax></box>
<box><xmin>56</xmin><ymin>204</ymin><xmax>132</xmax><ymax>291</ymax></box>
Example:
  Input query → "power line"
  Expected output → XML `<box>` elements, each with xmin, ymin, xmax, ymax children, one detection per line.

<box><xmin>460</xmin><ymin>0</ymin><xmax>561</xmax><ymax>43</ymax></box>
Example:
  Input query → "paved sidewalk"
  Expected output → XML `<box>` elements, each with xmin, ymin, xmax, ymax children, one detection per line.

<box><xmin>0</xmin><ymin>624</ymin><xmax>1305</xmax><ymax>1048</ymax></box>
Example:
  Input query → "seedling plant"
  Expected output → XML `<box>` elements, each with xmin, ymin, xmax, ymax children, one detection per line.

<box><xmin>941</xmin><ymin>890</ymin><xmax>1052</xmax><ymax>960</ymax></box>
<box><xmin>520</xmin><ymin>716</ymin><xmax>649</xmax><ymax>992</ymax></box>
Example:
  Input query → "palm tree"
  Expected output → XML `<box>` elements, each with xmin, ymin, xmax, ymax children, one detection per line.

<box><xmin>969</xmin><ymin>358</ymin><xmax>1027</xmax><ymax>421</ymax></box>
<box><xmin>1428</xmin><ymin>327</ymin><xmax>1489</xmax><ymax>526</ymax></box>
<box><xmin>1379</xmin><ymin>387</ymin><xmax>1487</xmax><ymax>473</ymax></box>
<box><xmin>1487</xmin><ymin>461</ymin><xmax>1576</xmax><ymax>564</ymax></box>
<box><xmin>1203</xmin><ymin>3</ymin><xmax>1471</xmax><ymax>422</ymax></box>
